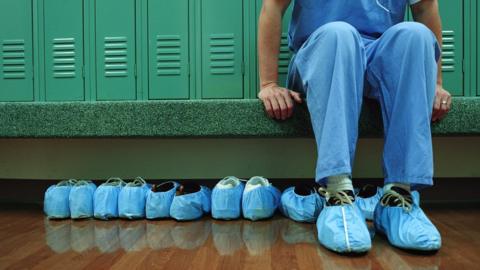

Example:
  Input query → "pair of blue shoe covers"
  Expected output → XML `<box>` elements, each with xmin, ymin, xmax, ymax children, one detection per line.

<box><xmin>44</xmin><ymin>179</ymin><xmax>97</xmax><ymax>219</ymax></box>
<box><xmin>211</xmin><ymin>176</ymin><xmax>281</xmax><ymax>221</ymax></box>
<box><xmin>308</xmin><ymin>185</ymin><xmax>441</xmax><ymax>253</ymax></box>
<box><xmin>146</xmin><ymin>181</ymin><xmax>211</xmax><ymax>221</ymax></box>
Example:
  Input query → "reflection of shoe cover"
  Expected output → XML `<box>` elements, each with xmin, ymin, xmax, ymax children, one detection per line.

<box><xmin>374</xmin><ymin>187</ymin><xmax>441</xmax><ymax>251</ymax></box>
<box><xmin>171</xmin><ymin>220</ymin><xmax>211</xmax><ymax>250</ymax></box>
<box><xmin>212</xmin><ymin>176</ymin><xmax>245</xmax><ymax>220</ymax></box>
<box><xmin>212</xmin><ymin>221</ymin><xmax>244</xmax><ymax>255</ymax></box>
<box><xmin>118</xmin><ymin>177</ymin><xmax>150</xmax><ymax>219</ymax></box>
<box><xmin>69</xmin><ymin>180</ymin><xmax>97</xmax><ymax>219</ymax></box>
<box><xmin>354</xmin><ymin>185</ymin><xmax>382</xmax><ymax>221</ymax></box>
<box><xmin>71</xmin><ymin>221</ymin><xmax>95</xmax><ymax>252</ymax></box>
<box><xmin>147</xmin><ymin>222</ymin><xmax>175</xmax><ymax>250</ymax></box>
<box><xmin>94</xmin><ymin>178</ymin><xmax>126</xmax><ymax>220</ymax></box>
<box><xmin>242</xmin><ymin>220</ymin><xmax>278</xmax><ymax>256</ymax></box>
<box><xmin>146</xmin><ymin>181</ymin><xmax>179</xmax><ymax>219</ymax></box>
<box><xmin>170</xmin><ymin>184</ymin><xmax>211</xmax><ymax>221</ymax></box>
<box><xmin>94</xmin><ymin>221</ymin><xmax>120</xmax><ymax>253</ymax></box>
<box><xmin>44</xmin><ymin>219</ymin><xmax>71</xmax><ymax>253</ymax></box>
<box><xmin>119</xmin><ymin>222</ymin><xmax>146</xmax><ymax>252</ymax></box>
<box><xmin>44</xmin><ymin>179</ymin><xmax>77</xmax><ymax>219</ymax></box>
<box><xmin>316</xmin><ymin>189</ymin><xmax>371</xmax><ymax>253</ymax></box>
<box><xmin>281</xmin><ymin>219</ymin><xmax>317</xmax><ymax>244</ymax></box>
<box><xmin>279</xmin><ymin>185</ymin><xmax>323</xmax><ymax>223</ymax></box>
<box><xmin>242</xmin><ymin>176</ymin><xmax>280</xmax><ymax>221</ymax></box>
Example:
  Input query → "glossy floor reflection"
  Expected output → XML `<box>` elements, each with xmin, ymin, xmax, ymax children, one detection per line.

<box><xmin>0</xmin><ymin>207</ymin><xmax>479</xmax><ymax>269</ymax></box>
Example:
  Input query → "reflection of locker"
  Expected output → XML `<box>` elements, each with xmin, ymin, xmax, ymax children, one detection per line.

<box><xmin>148</xmin><ymin>0</ymin><xmax>189</xmax><ymax>100</ymax></box>
<box><xmin>438</xmin><ymin>0</ymin><xmax>463</xmax><ymax>96</ymax></box>
<box><xmin>201</xmin><ymin>0</ymin><xmax>244</xmax><ymax>99</ymax></box>
<box><xmin>95</xmin><ymin>0</ymin><xmax>136</xmax><ymax>100</ymax></box>
<box><xmin>0</xmin><ymin>0</ymin><xmax>34</xmax><ymax>101</ymax></box>
<box><xmin>44</xmin><ymin>0</ymin><xmax>85</xmax><ymax>101</ymax></box>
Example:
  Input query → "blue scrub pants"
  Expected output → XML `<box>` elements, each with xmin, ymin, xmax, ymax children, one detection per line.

<box><xmin>287</xmin><ymin>21</ymin><xmax>440</xmax><ymax>189</ymax></box>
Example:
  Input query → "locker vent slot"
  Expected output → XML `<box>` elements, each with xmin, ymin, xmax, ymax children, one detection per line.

<box><xmin>156</xmin><ymin>35</ymin><xmax>181</xmax><ymax>76</ymax></box>
<box><xmin>2</xmin><ymin>39</ymin><xmax>26</xmax><ymax>79</ymax></box>
<box><xmin>441</xmin><ymin>30</ymin><xmax>455</xmax><ymax>72</ymax></box>
<box><xmin>104</xmin><ymin>36</ymin><xmax>128</xmax><ymax>77</ymax></box>
<box><xmin>278</xmin><ymin>33</ymin><xmax>290</xmax><ymax>74</ymax></box>
<box><xmin>209</xmin><ymin>33</ymin><xmax>235</xmax><ymax>75</ymax></box>
<box><xmin>52</xmin><ymin>38</ymin><xmax>76</xmax><ymax>78</ymax></box>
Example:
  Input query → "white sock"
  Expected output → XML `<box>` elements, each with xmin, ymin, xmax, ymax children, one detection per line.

<box><xmin>327</xmin><ymin>174</ymin><xmax>353</xmax><ymax>192</ymax></box>
<box><xmin>384</xmin><ymin>182</ymin><xmax>411</xmax><ymax>193</ymax></box>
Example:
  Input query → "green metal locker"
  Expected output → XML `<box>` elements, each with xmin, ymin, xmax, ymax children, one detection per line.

<box><xmin>0</xmin><ymin>0</ymin><xmax>34</xmax><ymax>101</ymax></box>
<box><xmin>438</xmin><ymin>0</ymin><xmax>464</xmax><ymax>96</ymax></box>
<box><xmin>95</xmin><ymin>0</ymin><xmax>136</xmax><ymax>100</ymax></box>
<box><xmin>148</xmin><ymin>0</ymin><xmax>189</xmax><ymax>100</ymax></box>
<box><xmin>201</xmin><ymin>0</ymin><xmax>244</xmax><ymax>99</ymax></box>
<box><xmin>44</xmin><ymin>0</ymin><xmax>85</xmax><ymax>101</ymax></box>
<box><xmin>477</xmin><ymin>0</ymin><xmax>479</xmax><ymax>96</ymax></box>
<box><xmin>277</xmin><ymin>4</ymin><xmax>293</xmax><ymax>88</ymax></box>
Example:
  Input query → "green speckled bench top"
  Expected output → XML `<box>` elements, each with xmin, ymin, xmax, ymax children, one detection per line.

<box><xmin>0</xmin><ymin>97</ymin><xmax>478</xmax><ymax>138</ymax></box>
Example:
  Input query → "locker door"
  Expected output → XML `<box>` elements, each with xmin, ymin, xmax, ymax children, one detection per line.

<box><xmin>278</xmin><ymin>4</ymin><xmax>293</xmax><ymax>88</ymax></box>
<box><xmin>477</xmin><ymin>0</ymin><xmax>479</xmax><ymax>96</ymax></box>
<box><xmin>148</xmin><ymin>0</ymin><xmax>189</xmax><ymax>99</ymax></box>
<box><xmin>44</xmin><ymin>0</ymin><xmax>85</xmax><ymax>101</ymax></box>
<box><xmin>201</xmin><ymin>0</ymin><xmax>243</xmax><ymax>99</ymax></box>
<box><xmin>0</xmin><ymin>0</ymin><xmax>34</xmax><ymax>101</ymax></box>
<box><xmin>95</xmin><ymin>0</ymin><xmax>136</xmax><ymax>100</ymax></box>
<box><xmin>438</xmin><ymin>0</ymin><xmax>463</xmax><ymax>96</ymax></box>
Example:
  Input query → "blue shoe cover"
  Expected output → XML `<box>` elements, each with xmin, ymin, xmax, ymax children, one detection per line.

<box><xmin>242</xmin><ymin>176</ymin><xmax>281</xmax><ymax>221</ymax></box>
<box><xmin>118</xmin><ymin>177</ymin><xmax>150</xmax><ymax>219</ymax></box>
<box><xmin>95</xmin><ymin>221</ymin><xmax>120</xmax><ymax>253</ymax></box>
<box><xmin>146</xmin><ymin>181</ymin><xmax>180</xmax><ymax>219</ymax></box>
<box><xmin>170</xmin><ymin>184</ymin><xmax>211</xmax><ymax>221</ymax></box>
<box><xmin>316</xmin><ymin>204</ymin><xmax>372</xmax><ymax>253</ymax></box>
<box><xmin>374</xmin><ymin>190</ymin><xmax>441</xmax><ymax>251</ymax></box>
<box><xmin>280</xmin><ymin>185</ymin><xmax>323</xmax><ymax>223</ymax></box>
<box><xmin>44</xmin><ymin>179</ymin><xmax>77</xmax><ymax>219</ymax></box>
<box><xmin>94</xmin><ymin>177</ymin><xmax>126</xmax><ymax>220</ymax></box>
<box><xmin>355</xmin><ymin>185</ymin><xmax>383</xmax><ymax>221</ymax></box>
<box><xmin>171</xmin><ymin>220</ymin><xmax>211</xmax><ymax>250</ymax></box>
<box><xmin>212</xmin><ymin>221</ymin><xmax>244</xmax><ymax>255</ymax></box>
<box><xmin>211</xmin><ymin>176</ymin><xmax>245</xmax><ymax>220</ymax></box>
<box><xmin>69</xmin><ymin>180</ymin><xmax>97</xmax><ymax>219</ymax></box>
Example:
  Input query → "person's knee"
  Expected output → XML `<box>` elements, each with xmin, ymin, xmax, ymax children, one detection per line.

<box><xmin>389</xmin><ymin>22</ymin><xmax>436</xmax><ymax>44</ymax></box>
<box><xmin>317</xmin><ymin>21</ymin><xmax>359</xmax><ymax>40</ymax></box>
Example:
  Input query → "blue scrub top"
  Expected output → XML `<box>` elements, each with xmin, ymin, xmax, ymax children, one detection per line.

<box><xmin>288</xmin><ymin>0</ymin><xmax>422</xmax><ymax>52</ymax></box>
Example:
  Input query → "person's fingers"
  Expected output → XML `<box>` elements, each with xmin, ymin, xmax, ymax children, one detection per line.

<box><xmin>270</xmin><ymin>97</ymin><xmax>281</xmax><ymax>120</ymax></box>
<box><xmin>275</xmin><ymin>93</ymin><xmax>288</xmax><ymax>120</ymax></box>
<box><xmin>262</xmin><ymin>98</ymin><xmax>274</xmax><ymax>118</ymax></box>
<box><xmin>289</xmin><ymin>90</ymin><xmax>303</xmax><ymax>104</ymax></box>
<box><xmin>282</xmin><ymin>91</ymin><xmax>294</xmax><ymax>118</ymax></box>
<box><xmin>446</xmin><ymin>94</ymin><xmax>452</xmax><ymax>111</ymax></box>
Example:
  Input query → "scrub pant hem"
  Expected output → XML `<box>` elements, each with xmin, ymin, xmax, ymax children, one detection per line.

<box><xmin>315</xmin><ymin>166</ymin><xmax>352</xmax><ymax>185</ymax></box>
<box><xmin>384</xmin><ymin>177</ymin><xmax>433</xmax><ymax>191</ymax></box>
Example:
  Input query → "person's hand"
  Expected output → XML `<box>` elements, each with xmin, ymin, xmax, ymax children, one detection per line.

<box><xmin>432</xmin><ymin>84</ymin><xmax>452</xmax><ymax>122</ymax></box>
<box><xmin>258</xmin><ymin>83</ymin><xmax>303</xmax><ymax>120</ymax></box>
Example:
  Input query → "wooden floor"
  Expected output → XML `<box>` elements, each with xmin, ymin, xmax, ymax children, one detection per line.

<box><xmin>0</xmin><ymin>206</ymin><xmax>478</xmax><ymax>270</ymax></box>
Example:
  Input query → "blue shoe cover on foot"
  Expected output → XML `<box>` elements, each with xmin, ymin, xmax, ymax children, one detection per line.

<box><xmin>280</xmin><ymin>185</ymin><xmax>323</xmax><ymax>223</ymax></box>
<box><xmin>374</xmin><ymin>189</ymin><xmax>441</xmax><ymax>251</ymax></box>
<box><xmin>242</xmin><ymin>176</ymin><xmax>281</xmax><ymax>221</ymax></box>
<box><xmin>316</xmin><ymin>204</ymin><xmax>372</xmax><ymax>253</ymax></box>
<box><xmin>118</xmin><ymin>177</ymin><xmax>150</xmax><ymax>219</ymax></box>
<box><xmin>355</xmin><ymin>185</ymin><xmax>383</xmax><ymax>221</ymax></box>
<box><xmin>170</xmin><ymin>184</ymin><xmax>211</xmax><ymax>221</ymax></box>
<box><xmin>44</xmin><ymin>179</ymin><xmax>77</xmax><ymax>219</ymax></box>
<box><xmin>146</xmin><ymin>181</ymin><xmax>180</xmax><ymax>219</ymax></box>
<box><xmin>69</xmin><ymin>180</ymin><xmax>96</xmax><ymax>219</ymax></box>
<box><xmin>211</xmin><ymin>176</ymin><xmax>245</xmax><ymax>220</ymax></box>
<box><xmin>94</xmin><ymin>177</ymin><xmax>126</xmax><ymax>220</ymax></box>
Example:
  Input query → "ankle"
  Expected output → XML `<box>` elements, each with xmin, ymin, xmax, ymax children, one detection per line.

<box><xmin>327</xmin><ymin>174</ymin><xmax>353</xmax><ymax>192</ymax></box>
<box><xmin>384</xmin><ymin>182</ymin><xmax>411</xmax><ymax>193</ymax></box>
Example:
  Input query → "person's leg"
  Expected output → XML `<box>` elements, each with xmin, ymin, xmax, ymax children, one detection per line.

<box><xmin>288</xmin><ymin>21</ymin><xmax>367</xmax><ymax>186</ymax></box>
<box><xmin>366</xmin><ymin>22</ymin><xmax>440</xmax><ymax>190</ymax></box>
<box><xmin>366</xmin><ymin>22</ymin><xmax>442</xmax><ymax>251</ymax></box>
<box><xmin>288</xmin><ymin>21</ymin><xmax>371</xmax><ymax>253</ymax></box>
